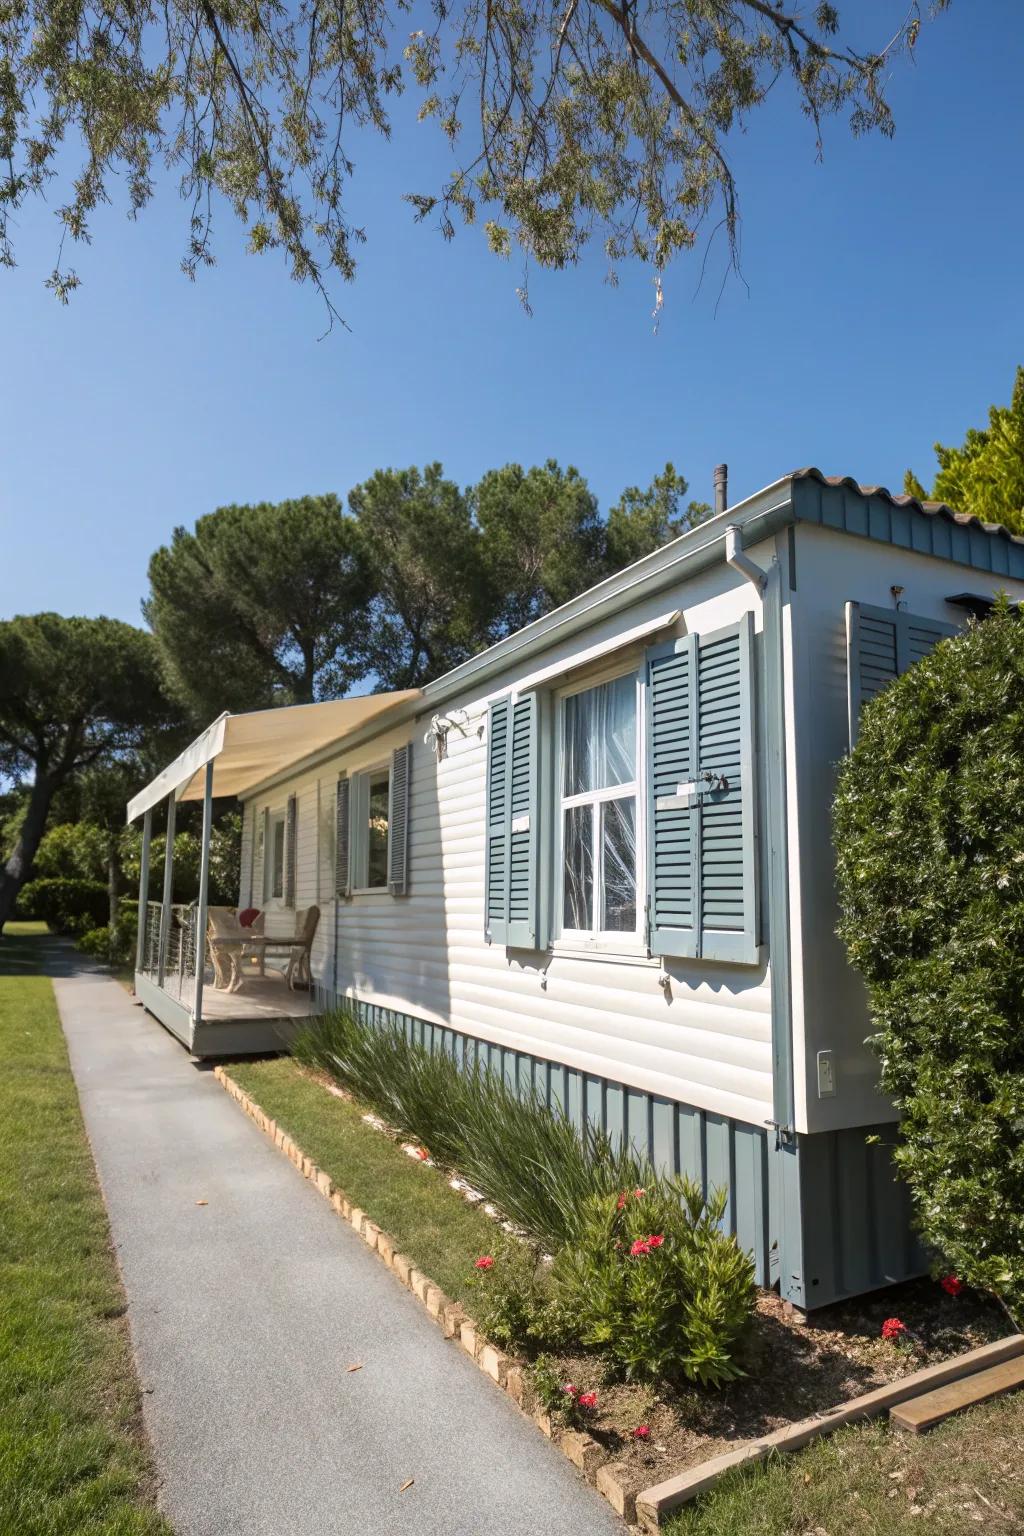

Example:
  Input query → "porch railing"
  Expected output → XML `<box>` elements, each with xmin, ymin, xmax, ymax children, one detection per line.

<box><xmin>139</xmin><ymin>900</ymin><xmax>201</xmax><ymax>1012</ymax></box>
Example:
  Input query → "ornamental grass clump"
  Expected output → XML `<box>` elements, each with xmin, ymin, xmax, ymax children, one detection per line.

<box><xmin>834</xmin><ymin>602</ymin><xmax>1024</xmax><ymax>1315</ymax></box>
<box><xmin>294</xmin><ymin>1007</ymin><xmax>655</xmax><ymax>1250</ymax></box>
<box><xmin>550</xmin><ymin>1180</ymin><xmax>755</xmax><ymax>1385</ymax></box>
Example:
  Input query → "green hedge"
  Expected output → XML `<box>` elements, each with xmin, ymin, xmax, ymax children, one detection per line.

<box><xmin>15</xmin><ymin>878</ymin><xmax>109</xmax><ymax>934</ymax></box>
<box><xmin>834</xmin><ymin>603</ymin><xmax>1024</xmax><ymax>1311</ymax></box>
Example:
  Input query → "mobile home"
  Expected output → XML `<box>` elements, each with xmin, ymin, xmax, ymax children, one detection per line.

<box><xmin>128</xmin><ymin>468</ymin><xmax>1024</xmax><ymax>1309</ymax></box>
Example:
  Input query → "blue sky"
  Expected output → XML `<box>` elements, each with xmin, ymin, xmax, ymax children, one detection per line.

<box><xmin>1</xmin><ymin>1</ymin><xmax>1021</xmax><ymax>627</ymax></box>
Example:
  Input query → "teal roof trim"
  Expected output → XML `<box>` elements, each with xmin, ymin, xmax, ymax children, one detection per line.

<box><xmin>792</xmin><ymin>469</ymin><xmax>1024</xmax><ymax>581</ymax></box>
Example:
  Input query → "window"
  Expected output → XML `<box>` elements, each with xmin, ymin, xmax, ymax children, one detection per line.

<box><xmin>318</xmin><ymin>780</ymin><xmax>336</xmax><ymax>902</ymax></box>
<box><xmin>559</xmin><ymin>673</ymin><xmax>639</xmax><ymax>938</ymax></box>
<box><xmin>265</xmin><ymin>813</ymin><xmax>285</xmax><ymax>901</ymax></box>
<box><xmin>351</xmin><ymin>767</ymin><xmax>390</xmax><ymax>890</ymax></box>
<box><xmin>366</xmin><ymin>770</ymin><xmax>390</xmax><ymax>887</ymax></box>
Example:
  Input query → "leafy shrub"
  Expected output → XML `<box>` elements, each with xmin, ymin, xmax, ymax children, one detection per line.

<box><xmin>33</xmin><ymin>821</ymin><xmax>108</xmax><ymax>881</ymax></box>
<box><xmin>834</xmin><ymin>603</ymin><xmax>1024</xmax><ymax>1312</ymax></box>
<box><xmin>530</xmin><ymin>1355</ymin><xmax>600</xmax><ymax>1430</ymax></box>
<box><xmin>467</xmin><ymin>1238</ymin><xmax>570</xmax><ymax>1355</ymax></box>
<box><xmin>295</xmin><ymin>1007</ymin><xmax>655</xmax><ymax>1250</ymax></box>
<box><xmin>75</xmin><ymin>905</ymin><xmax>139</xmax><ymax>967</ymax></box>
<box><xmin>550</xmin><ymin>1181</ymin><xmax>755</xmax><ymax>1385</ymax></box>
<box><xmin>15</xmin><ymin>877</ymin><xmax>108</xmax><ymax>934</ymax></box>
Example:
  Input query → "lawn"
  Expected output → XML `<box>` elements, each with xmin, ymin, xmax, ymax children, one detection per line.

<box><xmin>663</xmin><ymin>1393</ymin><xmax>1024</xmax><ymax>1534</ymax></box>
<box><xmin>227</xmin><ymin>1056</ymin><xmax>501</xmax><ymax>1306</ymax></box>
<box><xmin>0</xmin><ymin>948</ymin><xmax>171</xmax><ymax>1535</ymax></box>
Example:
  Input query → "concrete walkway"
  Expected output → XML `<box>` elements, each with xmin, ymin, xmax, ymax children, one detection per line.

<box><xmin>55</xmin><ymin>969</ymin><xmax>623</xmax><ymax>1536</ymax></box>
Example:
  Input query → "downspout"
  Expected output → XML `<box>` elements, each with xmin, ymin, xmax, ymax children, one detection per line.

<box><xmin>725</xmin><ymin>523</ymin><xmax>796</xmax><ymax>1140</ymax></box>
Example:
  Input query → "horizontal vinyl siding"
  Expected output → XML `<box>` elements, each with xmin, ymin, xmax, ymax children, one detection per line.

<box><xmin>241</xmin><ymin>573</ymin><xmax>774</xmax><ymax>1127</ymax></box>
<box><xmin>239</xmin><ymin>804</ymin><xmax>254</xmax><ymax>908</ymax></box>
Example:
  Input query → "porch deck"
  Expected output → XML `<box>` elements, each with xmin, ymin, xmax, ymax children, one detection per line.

<box><xmin>134</xmin><ymin>964</ymin><xmax>317</xmax><ymax>1058</ymax></box>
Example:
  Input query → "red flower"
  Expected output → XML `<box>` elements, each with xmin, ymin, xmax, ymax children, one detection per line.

<box><xmin>630</xmin><ymin>1238</ymin><xmax>652</xmax><ymax>1258</ymax></box>
<box><xmin>632</xmin><ymin>1425</ymin><xmax>651</xmax><ymax>1441</ymax></box>
<box><xmin>562</xmin><ymin>1383</ymin><xmax>578</xmax><ymax>1397</ymax></box>
<box><xmin>940</xmin><ymin>1275</ymin><xmax>964</xmax><ymax>1297</ymax></box>
<box><xmin>616</xmin><ymin>1192</ymin><xmax>627</xmax><ymax>1210</ymax></box>
<box><xmin>474</xmin><ymin>1255</ymin><xmax>494</xmax><ymax>1271</ymax></box>
<box><xmin>415</xmin><ymin>1146</ymin><xmax>429</xmax><ymax>1161</ymax></box>
<box><xmin>881</xmin><ymin>1317</ymin><xmax>907</xmax><ymax>1341</ymax></box>
<box><xmin>647</xmin><ymin>1234</ymin><xmax>665</xmax><ymax>1249</ymax></box>
<box><xmin>633</xmin><ymin>1187</ymin><xmax>647</xmax><ymax>1199</ymax></box>
<box><xmin>577</xmin><ymin>1392</ymin><xmax>598</xmax><ymax>1410</ymax></box>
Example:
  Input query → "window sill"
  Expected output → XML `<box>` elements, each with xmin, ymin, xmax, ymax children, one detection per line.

<box><xmin>549</xmin><ymin>940</ymin><xmax>657</xmax><ymax>967</ymax></box>
<box><xmin>349</xmin><ymin>886</ymin><xmax>390</xmax><ymax>897</ymax></box>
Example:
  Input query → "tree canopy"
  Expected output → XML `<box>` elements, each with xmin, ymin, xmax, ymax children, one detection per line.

<box><xmin>0</xmin><ymin>614</ymin><xmax>172</xmax><ymax>926</ymax></box>
<box><xmin>0</xmin><ymin>0</ymin><xmax>946</xmax><ymax>318</ymax></box>
<box><xmin>144</xmin><ymin>494</ymin><xmax>371</xmax><ymax>717</ymax></box>
<box><xmin>904</xmin><ymin>365</ymin><xmax>1024</xmax><ymax>534</ymax></box>
<box><xmin>148</xmin><ymin>458</ymin><xmax>714</xmax><ymax>708</ymax></box>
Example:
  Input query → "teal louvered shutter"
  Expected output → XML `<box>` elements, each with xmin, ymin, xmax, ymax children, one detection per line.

<box><xmin>284</xmin><ymin>794</ymin><xmax>297</xmax><ymax>907</ymax></box>
<box><xmin>646</xmin><ymin>613</ymin><xmax>758</xmax><ymax>964</ymax></box>
<box><xmin>259</xmin><ymin>807</ymin><xmax>270</xmax><ymax>902</ymax></box>
<box><xmin>846</xmin><ymin>602</ymin><xmax>956</xmax><ymax>746</ymax></box>
<box><xmin>485</xmin><ymin>694</ymin><xmax>546</xmax><ymax>947</ymax></box>
<box><xmin>335</xmin><ymin>778</ymin><xmax>351</xmax><ymax>898</ymax></box>
<box><xmin>696</xmin><ymin>615</ymin><xmax>758</xmax><ymax>962</ymax></box>
<box><xmin>507</xmin><ymin>692</ymin><xmax>540</xmax><ymax>948</ymax></box>
<box><xmin>485</xmin><ymin>698</ymin><xmax>510</xmax><ymax>942</ymax></box>
<box><xmin>388</xmin><ymin>743</ymin><xmax>412</xmax><ymax>895</ymax></box>
<box><xmin>646</xmin><ymin>632</ymin><xmax>699</xmax><ymax>958</ymax></box>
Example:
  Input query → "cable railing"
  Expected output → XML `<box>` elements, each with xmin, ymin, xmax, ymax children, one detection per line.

<box><xmin>139</xmin><ymin>900</ymin><xmax>200</xmax><ymax>1011</ymax></box>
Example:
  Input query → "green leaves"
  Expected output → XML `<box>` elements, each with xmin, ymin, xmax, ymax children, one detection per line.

<box><xmin>904</xmin><ymin>366</ymin><xmax>1024</xmax><ymax>534</ymax></box>
<box><xmin>0</xmin><ymin>0</ymin><xmax>937</xmax><ymax>315</ymax></box>
<box><xmin>834</xmin><ymin>606</ymin><xmax>1024</xmax><ymax>1314</ymax></box>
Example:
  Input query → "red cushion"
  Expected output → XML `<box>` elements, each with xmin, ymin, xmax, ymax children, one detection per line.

<box><xmin>238</xmin><ymin>907</ymin><xmax>260</xmax><ymax>928</ymax></box>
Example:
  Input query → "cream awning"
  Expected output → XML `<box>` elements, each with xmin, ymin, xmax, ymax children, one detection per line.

<box><xmin>126</xmin><ymin>692</ymin><xmax>421</xmax><ymax>822</ymax></box>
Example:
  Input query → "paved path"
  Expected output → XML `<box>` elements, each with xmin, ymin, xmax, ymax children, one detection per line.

<box><xmin>55</xmin><ymin>969</ymin><xmax>623</xmax><ymax>1536</ymax></box>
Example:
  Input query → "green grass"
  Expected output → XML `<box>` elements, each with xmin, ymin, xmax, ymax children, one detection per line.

<box><xmin>664</xmin><ymin>1388</ymin><xmax>1024</xmax><ymax>1534</ymax></box>
<box><xmin>0</xmin><ymin>970</ymin><xmax>171</xmax><ymax>1535</ymax></box>
<box><xmin>227</xmin><ymin>1056</ymin><xmax>502</xmax><ymax>1306</ymax></box>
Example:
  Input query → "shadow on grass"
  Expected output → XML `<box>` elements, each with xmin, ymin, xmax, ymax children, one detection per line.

<box><xmin>0</xmin><ymin>922</ymin><xmax>102</xmax><ymax>979</ymax></box>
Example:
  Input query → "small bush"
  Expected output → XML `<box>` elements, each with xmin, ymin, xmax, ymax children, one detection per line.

<box><xmin>295</xmin><ymin>1008</ymin><xmax>655</xmax><ymax>1249</ymax></box>
<box><xmin>467</xmin><ymin>1238</ymin><xmax>570</xmax><ymax>1355</ymax></box>
<box><xmin>551</xmin><ymin>1181</ymin><xmax>755</xmax><ymax>1385</ymax></box>
<box><xmin>75</xmin><ymin>907</ymin><xmax>138</xmax><ymax>967</ymax></box>
<box><xmin>15</xmin><ymin>877</ymin><xmax>108</xmax><ymax>933</ymax></box>
<box><xmin>834</xmin><ymin>604</ymin><xmax>1024</xmax><ymax>1312</ymax></box>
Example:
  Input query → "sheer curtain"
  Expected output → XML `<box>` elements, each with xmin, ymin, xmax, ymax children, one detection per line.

<box><xmin>562</xmin><ymin>674</ymin><xmax>637</xmax><ymax>934</ymax></box>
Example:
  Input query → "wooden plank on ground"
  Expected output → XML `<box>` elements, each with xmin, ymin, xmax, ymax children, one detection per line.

<box><xmin>890</xmin><ymin>1353</ymin><xmax>1024</xmax><ymax>1434</ymax></box>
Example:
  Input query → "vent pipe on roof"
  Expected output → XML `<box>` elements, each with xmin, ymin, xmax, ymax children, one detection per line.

<box><xmin>714</xmin><ymin>463</ymin><xmax>728</xmax><ymax>516</ymax></box>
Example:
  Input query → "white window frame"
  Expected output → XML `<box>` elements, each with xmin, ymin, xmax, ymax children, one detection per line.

<box><xmin>554</xmin><ymin>664</ymin><xmax>646</xmax><ymax>951</ymax></box>
<box><xmin>264</xmin><ymin>811</ymin><xmax>286</xmax><ymax>903</ymax></box>
<box><xmin>350</xmin><ymin>763</ymin><xmax>391</xmax><ymax>894</ymax></box>
<box><xmin>317</xmin><ymin>779</ymin><xmax>337</xmax><ymax>904</ymax></box>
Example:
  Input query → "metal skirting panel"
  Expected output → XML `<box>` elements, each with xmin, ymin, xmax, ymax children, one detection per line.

<box><xmin>349</xmin><ymin>998</ymin><xmax>774</xmax><ymax>1287</ymax></box>
<box><xmin>191</xmin><ymin>1015</ymin><xmax>309</xmax><ymax>1058</ymax></box>
<box><xmin>135</xmin><ymin>972</ymin><xmax>193</xmax><ymax>1050</ymax></box>
<box><xmin>774</xmin><ymin>1124</ymin><xmax>929</xmax><ymax>1310</ymax></box>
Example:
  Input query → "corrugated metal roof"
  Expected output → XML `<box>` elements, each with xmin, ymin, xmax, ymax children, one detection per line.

<box><xmin>791</xmin><ymin>467</ymin><xmax>1024</xmax><ymax>547</ymax></box>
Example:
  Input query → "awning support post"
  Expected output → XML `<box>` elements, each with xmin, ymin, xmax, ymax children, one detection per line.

<box><xmin>134</xmin><ymin>807</ymin><xmax>152</xmax><ymax>974</ymax></box>
<box><xmin>192</xmin><ymin>763</ymin><xmax>214</xmax><ymax>1026</ymax></box>
<box><xmin>156</xmin><ymin>795</ymin><xmax>177</xmax><ymax>988</ymax></box>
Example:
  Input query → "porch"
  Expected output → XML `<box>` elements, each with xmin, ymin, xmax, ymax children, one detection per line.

<box><xmin>126</xmin><ymin>693</ymin><xmax>417</xmax><ymax>1058</ymax></box>
<box><xmin>135</xmin><ymin>900</ymin><xmax>316</xmax><ymax>1056</ymax></box>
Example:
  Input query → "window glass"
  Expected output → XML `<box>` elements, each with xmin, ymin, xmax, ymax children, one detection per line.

<box><xmin>318</xmin><ymin>783</ymin><xmax>336</xmax><ymax>901</ymax></box>
<box><xmin>270</xmin><ymin>817</ymin><xmax>285</xmax><ymax>900</ymax></box>
<box><xmin>563</xmin><ymin>803</ymin><xmax>594</xmax><ymax>930</ymax></box>
<box><xmin>563</xmin><ymin>674</ymin><xmax>636</xmax><ymax>794</ymax></box>
<box><xmin>560</xmin><ymin>674</ymin><xmax>638</xmax><ymax>938</ymax></box>
<box><xmin>366</xmin><ymin>771</ymin><xmax>390</xmax><ymax>888</ymax></box>
<box><xmin>601</xmin><ymin>797</ymin><xmax>636</xmax><ymax>932</ymax></box>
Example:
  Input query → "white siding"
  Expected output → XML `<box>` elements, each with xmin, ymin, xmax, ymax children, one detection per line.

<box><xmin>242</xmin><ymin>559</ymin><xmax>776</xmax><ymax>1129</ymax></box>
<box><xmin>787</xmin><ymin>524</ymin><xmax>1024</xmax><ymax>1135</ymax></box>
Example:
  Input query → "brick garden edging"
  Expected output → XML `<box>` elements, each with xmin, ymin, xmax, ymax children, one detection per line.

<box><xmin>214</xmin><ymin>1066</ymin><xmax>1024</xmax><ymax>1530</ymax></box>
<box><xmin>213</xmin><ymin>1067</ymin><xmax>640</xmax><ymax>1524</ymax></box>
